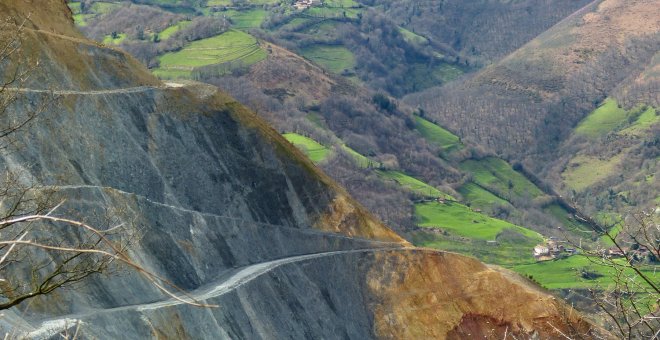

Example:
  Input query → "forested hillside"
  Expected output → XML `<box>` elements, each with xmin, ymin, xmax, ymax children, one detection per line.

<box><xmin>362</xmin><ymin>0</ymin><xmax>593</xmax><ymax>66</ymax></box>
<box><xmin>405</xmin><ymin>0</ymin><xmax>659</xmax><ymax>217</ymax></box>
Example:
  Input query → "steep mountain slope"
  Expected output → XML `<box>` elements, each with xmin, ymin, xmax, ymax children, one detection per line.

<box><xmin>405</xmin><ymin>0</ymin><xmax>659</xmax><ymax>214</ymax></box>
<box><xmin>408</xmin><ymin>0</ymin><xmax>658</xmax><ymax>156</ymax></box>
<box><xmin>0</xmin><ymin>1</ymin><xmax>605</xmax><ymax>338</ymax></box>
<box><xmin>209</xmin><ymin>39</ymin><xmax>596</xmax><ymax>239</ymax></box>
<box><xmin>366</xmin><ymin>0</ymin><xmax>594</xmax><ymax>65</ymax></box>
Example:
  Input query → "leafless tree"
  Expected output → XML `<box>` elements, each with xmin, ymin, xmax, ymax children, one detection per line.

<box><xmin>574</xmin><ymin>210</ymin><xmax>659</xmax><ymax>339</ymax></box>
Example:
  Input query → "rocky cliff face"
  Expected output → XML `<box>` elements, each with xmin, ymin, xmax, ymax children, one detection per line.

<box><xmin>0</xmin><ymin>1</ymin><xmax>603</xmax><ymax>338</ymax></box>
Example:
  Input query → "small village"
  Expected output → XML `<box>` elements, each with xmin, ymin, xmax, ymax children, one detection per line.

<box><xmin>533</xmin><ymin>237</ymin><xmax>655</xmax><ymax>262</ymax></box>
<box><xmin>533</xmin><ymin>237</ymin><xmax>576</xmax><ymax>261</ymax></box>
<box><xmin>294</xmin><ymin>0</ymin><xmax>319</xmax><ymax>10</ymax></box>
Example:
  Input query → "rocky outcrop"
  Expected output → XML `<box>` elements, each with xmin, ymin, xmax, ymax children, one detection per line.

<box><xmin>0</xmin><ymin>1</ymin><xmax>603</xmax><ymax>338</ymax></box>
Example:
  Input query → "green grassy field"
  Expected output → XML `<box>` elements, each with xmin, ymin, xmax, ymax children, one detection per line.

<box><xmin>68</xmin><ymin>2</ymin><xmax>82</xmax><ymax>14</ymax></box>
<box><xmin>413</xmin><ymin>201</ymin><xmax>543</xmax><ymax>265</ymax></box>
<box><xmin>412</xmin><ymin>230</ymin><xmax>540</xmax><ymax>266</ymax></box>
<box><xmin>575</xmin><ymin>98</ymin><xmax>629</xmax><ymax>137</ymax></box>
<box><xmin>513</xmin><ymin>255</ymin><xmax>659</xmax><ymax>290</ymax></box>
<box><xmin>280</xmin><ymin>17</ymin><xmax>312</xmax><ymax>30</ymax></box>
<box><xmin>306</xmin><ymin>6</ymin><xmax>362</xmax><ymax>19</ymax></box>
<box><xmin>377</xmin><ymin>170</ymin><xmax>451</xmax><ymax>199</ymax></box>
<box><xmin>102</xmin><ymin>33</ymin><xmax>127</xmax><ymax>45</ymax></box>
<box><xmin>73</xmin><ymin>14</ymin><xmax>95</xmax><ymax>27</ymax></box>
<box><xmin>324</xmin><ymin>0</ymin><xmax>360</xmax><ymax>7</ymax></box>
<box><xmin>301</xmin><ymin>21</ymin><xmax>340</xmax><ymax>39</ymax></box>
<box><xmin>432</xmin><ymin>63</ymin><xmax>463</xmax><ymax>82</ymax></box>
<box><xmin>458</xmin><ymin>182</ymin><xmax>511</xmax><ymax>210</ymax></box>
<box><xmin>158</xmin><ymin>21</ymin><xmax>192</xmax><ymax>40</ymax></box>
<box><xmin>341</xmin><ymin>145</ymin><xmax>380</xmax><ymax>168</ymax></box>
<box><xmin>543</xmin><ymin>204</ymin><xmax>591</xmax><ymax>232</ymax></box>
<box><xmin>414</xmin><ymin>116</ymin><xmax>461</xmax><ymax>151</ymax></box>
<box><xmin>460</xmin><ymin>157</ymin><xmax>544</xmax><ymax>200</ymax></box>
<box><xmin>595</xmin><ymin>213</ymin><xmax>623</xmax><ymax>246</ymax></box>
<box><xmin>401</xmin><ymin>63</ymin><xmax>463</xmax><ymax>93</ymax></box>
<box><xmin>283</xmin><ymin>133</ymin><xmax>331</xmax><ymax>163</ymax></box>
<box><xmin>69</xmin><ymin>1</ymin><xmax>119</xmax><ymax>13</ymax></box>
<box><xmin>561</xmin><ymin>154</ymin><xmax>624</xmax><ymax>191</ymax></box>
<box><xmin>398</xmin><ymin>27</ymin><xmax>428</xmax><ymax>46</ymax></box>
<box><xmin>207</xmin><ymin>0</ymin><xmax>233</xmax><ymax>5</ymax></box>
<box><xmin>618</xmin><ymin>106</ymin><xmax>658</xmax><ymax>136</ymax></box>
<box><xmin>301</xmin><ymin>45</ymin><xmax>355</xmax><ymax>74</ymax></box>
<box><xmin>415</xmin><ymin>201</ymin><xmax>542</xmax><ymax>241</ymax></box>
<box><xmin>90</xmin><ymin>2</ymin><xmax>121</xmax><ymax>14</ymax></box>
<box><xmin>153</xmin><ymin>30</ymin><xmax>266</xmax><ymax>79</ymax></box>
<box><xmin>221</xmin><ymin>9</ymin><xmax>268</xmax><ymax>29</ymax></box>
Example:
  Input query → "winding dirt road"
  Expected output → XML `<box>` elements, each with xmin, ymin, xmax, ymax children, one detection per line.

<box><xmin>3</xmin><ymin>83</ymin><xmax>186</xmax><ymax>96</ymax></box>
<box><xmin>22</xmin><ymin>248</ymin><xmax>399</xmax><ymax>338</ymax></box>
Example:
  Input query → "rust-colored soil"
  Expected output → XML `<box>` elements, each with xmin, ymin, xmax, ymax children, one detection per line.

<box><xmin>0</xmin><ymin>1</ymin><xmax>158</xmax><ymax>90</ymax></box>
<box><xmin>313</xmin><ymin>194</ymin><xmax>409</xmax><ymax>244</ymax></box>
<box><xmin>367</xmin><ymin>250</ymin><xmax>606</xmax><ymax>339</ymax></box>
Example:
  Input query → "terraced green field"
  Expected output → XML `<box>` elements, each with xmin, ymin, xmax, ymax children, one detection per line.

<box><xmin>415</xmin><ymin>201</ymin><xmax>541</xmax><ymax>241</ymax></box>
<box><xmin>221</xmin><ymin>9</ymin><xmax>268</xmax><ymax>29</ymax></box>
<box><xmin>377</xmin><ymin>170</ymin><xmax>451</xmax><ymax>199</ymax></box>
<box><xmin>301</xmin><ymin>45</ymin><xmax>355</xmax><ymax>74</ymax></box>
<box><xmin>414</xmin><ymin>116</ymin><xmax>461</xmax><ymax>151</ymax></box>
<box><xmin>460</xmin><ymin>157</ymin><xmax>543</xmax><ymax>200</ymax></box>
<box><xmin>575</xmin><ymin>98</ymin><xmax>629</xmax><ymax>137</ymax></box>
<box><xmin>153</xmin><ymin>30</ymin><xmax>266</xmax><ymax>79</ymax></box>
<box><xmin>283</xmin><ymin>133</ymin><xmax>331</xmax><ymax>163</ymax></box>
